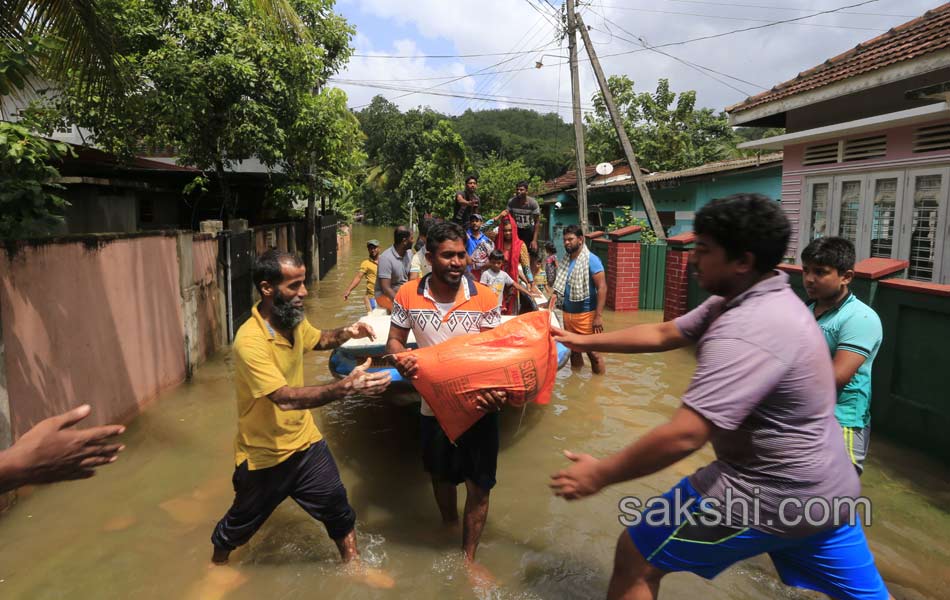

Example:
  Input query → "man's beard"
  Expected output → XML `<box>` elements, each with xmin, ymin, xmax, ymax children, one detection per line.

<box><xmin>272</xmin><ymin>294</ymin><xmax>305</xmax><ymax>330</ymax></box>
<box><xmin>436</xmin><ymin>268</ymin><xmax>463</xmax><ymax>288</ymax></box>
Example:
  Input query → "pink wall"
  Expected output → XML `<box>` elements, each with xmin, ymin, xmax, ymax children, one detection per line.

<box><xmin>0</xmin><ymin>235</ymin><xmax>187</xmax><ymax>435</ymax></box>
<box><xmin>781</xmin><ymin>117</ymin><xmax>950</xmax><ymax>257</ymax></box>
<box><xmin>192</xmin><ymin>235</ymin><xmax>223</xmax><ymax>364</ymax></box>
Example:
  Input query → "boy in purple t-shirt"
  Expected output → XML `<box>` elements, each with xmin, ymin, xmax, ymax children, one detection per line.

<box><xmin>550</xmin><ymin>194</ymin><xmax>889</xmax><ymax>600</ymax></box>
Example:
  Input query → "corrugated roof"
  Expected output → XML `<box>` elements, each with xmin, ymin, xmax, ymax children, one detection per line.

<box><xmin>542</xmin><ymin>159</ymin><xmax>640</xmax><ymax>194</ymax></box>
<box><xmin>543</xmin><ymin>152</ymin><xmax>783</xmax><ymax>196</ymax></box>
<box><xmin>727</xmin><ymin>3</ymin><xmax>950</xmax><ymax>115</ymax></box>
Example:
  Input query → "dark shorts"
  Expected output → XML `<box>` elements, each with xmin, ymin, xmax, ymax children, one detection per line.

<box><xmin>517</xmin><ymin>227</ymin><xmax>538</xmax><ymax>255</ymax></box>
<box><xmin>211</xmin><ymin>440</ymin><xmax>356</xmax><ymax>551</ymax></box>
<box><xmin>627</xmin><ymin>478</ymin><xmax>889</xmax><ymax>600</ymax></box>
<box><xmin>420</xmin><ymin>413</ymin><xmax>499</xmax><ymax>491</ymax></box>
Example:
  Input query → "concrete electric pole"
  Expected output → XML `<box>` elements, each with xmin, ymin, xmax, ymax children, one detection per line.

<box><xmin>566</xmin><ymin>0</ymin><xmax>589</xmax><ymax>235</ymax></box>
<box><xmin>574</xmin><ymin>12</ymin><xmax>666</xmax><ymax>239</ymax></box>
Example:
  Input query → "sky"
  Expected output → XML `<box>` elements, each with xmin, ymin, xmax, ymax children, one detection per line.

<box><xmin>331</xmin><ymin>0</ymin><xmax>942</xmax><ymax>121</ymax></box>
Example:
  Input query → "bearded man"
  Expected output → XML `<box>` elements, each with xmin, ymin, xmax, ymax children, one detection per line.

<box><xmin>210</xmin><ymin>249</ymin><xmax>391</xmax><ymax>570</ymax></box>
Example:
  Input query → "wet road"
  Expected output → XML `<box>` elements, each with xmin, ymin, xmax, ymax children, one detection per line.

<box><xmin>0</xmin><ymin>225</ymin><xmax>947</xmax><ymax>599</ymax></box>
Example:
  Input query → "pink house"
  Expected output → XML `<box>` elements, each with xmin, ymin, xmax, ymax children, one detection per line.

<box><xmin>728</xmin><ymin>4</ymin><xmax>950</xmax><ymax>284</ymax></box>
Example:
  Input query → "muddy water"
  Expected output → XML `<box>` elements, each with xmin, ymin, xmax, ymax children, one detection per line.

<box><xmin>0</xmin><ymin>225</ymin><xmax>947</xmax><ymax>600</ymax></box>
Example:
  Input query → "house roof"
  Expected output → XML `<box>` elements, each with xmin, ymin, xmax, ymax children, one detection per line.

<box><xmin>727</xmin><ymin>4</ymin><xmax>950</xmax><ymax>115</ymax></box>
<box><xmin>61</xmin><ymin>144</ymin><xmax>199</xmax><ymax>174</ymax></box>
<box><xmin>542</xmin><ymin>152</ymin><xmax>783</xmax><ymax>198</ymax></box>
<box><xmin>542</xmin><ymin>159</ymin><xmax>644</xmax><ymax>195</ymax></box>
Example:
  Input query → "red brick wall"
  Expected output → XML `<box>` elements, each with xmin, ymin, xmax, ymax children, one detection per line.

<box><xmin>663</xmin><ymin>248</ymin><xmax>691</xmax><ymax>321</ymax></box>
<box><xmin>606</xmin><ymin>242</ymin><xmax>640</xmax><ymax>311</ymax></box>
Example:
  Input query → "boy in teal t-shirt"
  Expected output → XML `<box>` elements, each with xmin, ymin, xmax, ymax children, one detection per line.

<box><xmin>801</xmin><ymin>237</ymin><xmax>883</xmax><ymax>475</ymax></box>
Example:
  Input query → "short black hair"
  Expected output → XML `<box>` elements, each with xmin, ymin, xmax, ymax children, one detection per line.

<box><xmin>489</xmin><ymin>249</ymin><xmax>505</xmax><ymax>261</ymax></box>
<box><xmin>801</xmin><ymin>236</ymin><xmax>855</xmax><ymax>273</ymax></box>
<box><xmin>253</xmin><ymin>249</ymin><xmax>303</xmax><ymax>293</ymax></box>
<box><xmin>394</xmin><ymin>225</ymin><xmax>411</xmax><ymax>245</ymax></box>
<box><xmin>465</xmin><ymin>175</ymin><xmax>478</xmax><ymax>184</ymax></box>
<box><xmin>693</xmin><ymin>193</ymin><xmax>790</xmax><ymax>273</ymax></box>
<box><xmin>544</xmin><ymin>241</ymin><xmax>556</xmax><ymax>254</ymax></box>
<box><xmin>516</xmin><ymin>180</ymin><xmax>529</xmax><ymax>189</ymax></box>
<box><xmin>426</xmin><ymin>221</ymin><xmax>466</xmax><ymax>253</ymax></box>
<box><xmin>562</xmin><ymin>224</ymin><xmax>583</xmax><ymax>238</ymax></box>
<box><xmin>419</xmin><ymin>217</ymin><xmax>436</xmax><ymax>237</ymax></box>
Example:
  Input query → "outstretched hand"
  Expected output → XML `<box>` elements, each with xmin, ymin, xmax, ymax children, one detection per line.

<box><xmin>342</xmin><ymin>358</ymin><xmax>392</xmax><ymax>397</ymax></box>
<box><xmin>345</xmin><ymin>321</ymin><xmax>376</xmax><ymax>341</ymax></box>
<box><xmin>4</xmin><ymin>404</ymin><xmax>125</xmax><ymax>489</ymax></box>
<box><xmin>549</xmin><ymin>450</ymin><xmax>605</xmax><ymax>501</ymax></box>
<box><xmin>551</xmin><ymin>326</ymin><xmax>587</xmax><ymax>352</ymax></box>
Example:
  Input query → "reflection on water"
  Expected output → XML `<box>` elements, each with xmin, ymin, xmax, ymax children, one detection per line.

<box><xmin>0</xmin><ymin>225</ymin><xmax>947</xmax><ymax>599</ymax></box>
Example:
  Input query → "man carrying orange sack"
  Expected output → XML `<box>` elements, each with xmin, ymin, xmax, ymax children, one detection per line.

<box><xmin>386</xmin><ymin>221</ymin><xmax>508</xmax><ymax>569</ymax></box>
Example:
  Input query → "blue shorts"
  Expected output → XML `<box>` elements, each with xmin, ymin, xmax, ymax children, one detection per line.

<box><xmin>627</xmin><ymin>478</ymin><xmax>888</xmax><ymax>600</ymax></box>
<box><xmin>368</xmin><ymin>296</ymin><xmax>377</xmax><ymax>310</ymax></box>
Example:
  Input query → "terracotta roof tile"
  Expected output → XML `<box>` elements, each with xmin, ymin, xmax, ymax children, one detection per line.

<box><xmin>727</xmin><ymin>4</ymin><xmax>950</xmax><ymax>115</ymax></box>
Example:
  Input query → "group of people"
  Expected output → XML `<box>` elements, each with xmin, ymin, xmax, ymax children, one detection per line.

<box><xmin>0</xmin><ymin>188</ymin><xmax>891</xmax><ymax>599</ymax></box>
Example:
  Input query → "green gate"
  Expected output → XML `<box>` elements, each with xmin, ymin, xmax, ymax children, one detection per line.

<box><xmin>639</xmin><ymin>242</ymin><xmax>667</xmax><ymax>310</ymax></box>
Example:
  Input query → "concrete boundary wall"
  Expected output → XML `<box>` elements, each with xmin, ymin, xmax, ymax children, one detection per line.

<box><xmin>0</xmin><ymin>231</ymin><xmax>226</xmax><ymax>444</ymax></box>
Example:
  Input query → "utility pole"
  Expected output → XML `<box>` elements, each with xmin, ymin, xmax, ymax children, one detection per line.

<box><xmin>566</xmin><ymin>0</ymin><xmax>589</xmax><ymax>235</ymax></box>
<box><xmin>575</xmin><ymin>13</ymin><xmax>667</xmax><ymax>240</ymax></box>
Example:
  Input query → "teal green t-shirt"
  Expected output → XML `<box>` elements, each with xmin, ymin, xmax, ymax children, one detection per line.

<box><xmin>810</xmin><ymin>293</ymin><xmax>883</xmax><ymax>428</ymax></box>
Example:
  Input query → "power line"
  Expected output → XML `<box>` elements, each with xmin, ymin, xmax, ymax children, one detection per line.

<box><xmin>586</xmin><ymin>7</ymin><xmax>767</xmax><ymax>94</ymax></box>
<box><xmin>351</xmin><ymin>44</ymin><xmax>559</xmax><ymax>59</ymax></box>
<box><xmin>591</xmin><ymin>0</ymin><xmax>914</xmax><ymax>19</ymax></box>
<box><xmin>584</xmin><ymin>4</ymin><xmax>888</xmax><ymax>32</ymax></box>
<box><xmin>332</xmin><ymin>78</ymin><xmax>596</xmax><ymax>111</ymax></box>
<box><xmin>468</xmin><ymin>16</ymin><xmax>554</xmax><ymax>111</ymax></box>
<box><xmin>345</xmin><ymin>0</ymin><xmax>884</xmax><ymax>89</ymax></box>
<box><xmin>522</xmin><ymin>0</ymin><xmax>561</xmax><ymax>29</ymax></box>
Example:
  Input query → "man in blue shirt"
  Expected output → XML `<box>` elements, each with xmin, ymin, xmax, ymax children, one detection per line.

<box><xmin>550</xmin><ymin>224</ymin><xmax>607</xmax><ymax>374</ymax></box>
<box><xmin>801</xmin><ymin>237</ymin><xmax>883</xmax><ymax>475</ymax></box>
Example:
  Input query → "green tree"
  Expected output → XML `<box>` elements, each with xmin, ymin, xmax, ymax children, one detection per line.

<box><xmin>585</xmin><ymin>77</ymin><xmax>737</xmax><ymax>172</ymax></box>
<box><xmin>28</xmin><ymin>0</ymin><xmax>357</xmax><ymax>218</ymax></box>
<box><xmin>0</xmin><ymin>121</ymin><xmax>72</xmax><ymax>238</ymax></box>
<box><xmin>475</xmin><ymin>154</ymin><xmax>542</xmax><ymax>217</ymax></box>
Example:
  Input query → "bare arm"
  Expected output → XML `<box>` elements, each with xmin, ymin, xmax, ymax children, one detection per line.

<box><xmin>380</xmin><ymin>278</ymin><xmax>397</xmax><ymax>301</ymax></box>
<box><xmin>386</xmin><ymin>324</ymin><xmax>418</xmax><ymax>379</ymax></box>
<box><xmin>592</xmin><ymin>271</ymin><xmax>607</xmax><ymax>334</ymax></box>
<box><xmin>551</xmin><ymin>405</ymin><xmax>714</xmax><ymax>499</ymax></box>
<box><xmin>268</xmin><ymin>359</ymin><xmax>391</xmax><ymax>411</ymax></box>
<box><xmin>456</xmin><ymin>192</ymin><xmax>474</xmax><ymax>207</ymax></box>
<box><xmin>553</xmin><ymin>319</ymin><xmax>690</xmax><ymax>354</ymax></box>
<box><xmin>313</xmin><ymin>321</ymin><xmax>377</xmax><ymax>351</ymax></box>
<box><xmin>342</xmin><ymin>271</ymin><xmax>364</xmax><ymax>299</ymax></box>
<box><xmin>832</xmin><ymin>350</ymin><xmax>867</xmax><ymax>391</ymax></box>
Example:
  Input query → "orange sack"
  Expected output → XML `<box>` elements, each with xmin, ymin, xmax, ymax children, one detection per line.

<box><xmin>405</xmin><ymin>311</ymin><xmax>558</xmax><ymax>442</ymax></box>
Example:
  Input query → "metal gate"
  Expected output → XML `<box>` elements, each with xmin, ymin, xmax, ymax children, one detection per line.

<box><xmin>223</xmin><ymin>230</ymin><xmax>254</xmax><ymax>339</ymax></box>
<box><xmin>638</xmin><ymin>242</ymin><xmax>667</xmax><ymax>310</ymax></box>
<box><xmin>317</xmin><ymin>213</ymin><xmax>338</xmax><ymax>279</ymax></box>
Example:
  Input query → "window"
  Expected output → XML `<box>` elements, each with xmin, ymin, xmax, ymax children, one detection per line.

<box><xmin>802</xmin><ymin>167</ymin><xmax>949</xmax><ymax>283</ymax></box>
<box><xmin>806</xmin><ymin>180</ymin><xmax>830</xmax><ymax>240</ymax></box>
<box><xmin>907</xmin><ymin>174</ymin><xmax>944</xmax><ymax>281</ymax></box>
<box><xmin>836</xmin><ymin>180</ymin><xmax>862</xmax><ymax>244</ymax></box>
<box><xmin>870</xmin><ymin>177</ymin><xmax>899</xmax><ymax>259</ymax></box>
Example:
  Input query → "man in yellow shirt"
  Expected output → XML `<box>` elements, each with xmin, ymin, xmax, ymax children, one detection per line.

<box><xmin>211</xmin><ymin>249</ymin><xmax>391</xmax><ymax>568</ymax></box>
<box><xmin>343</xmin><ymin>239</ymin><xmax>380</xmax><ymax>312</ymax></box>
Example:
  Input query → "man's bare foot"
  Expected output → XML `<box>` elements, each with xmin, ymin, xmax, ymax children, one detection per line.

<box><xmin>465</xmin><ymin>559</ymin><xmax>497</xmax><ymax>592</ymax></box>
<box><xmin>343</xmin><ymin>562</ymin><xmax>396</xmax><ymax>589</ymax></box>
<box><xmin>211</xmin><ymin>547</ymin><xmax>231</xmax><ymax>565</ymax></box>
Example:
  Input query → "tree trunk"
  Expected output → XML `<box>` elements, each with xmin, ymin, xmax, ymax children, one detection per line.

<box><xmin>215</xmin><ymin>159</ymin><xmax>233</xmax><ymax>224</ymax></box>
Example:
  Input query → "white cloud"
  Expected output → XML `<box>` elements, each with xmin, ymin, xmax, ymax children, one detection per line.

<box><xmin>337</xmin><ymin>0</ymin><xmax>940</xmax><ymax>119</ymax></box>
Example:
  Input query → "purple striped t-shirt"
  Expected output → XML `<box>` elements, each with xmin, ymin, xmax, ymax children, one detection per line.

<box><xmin>675</xmin><ymin>271</ymin><xmax>860</xmax><ymax>537</ymax></box>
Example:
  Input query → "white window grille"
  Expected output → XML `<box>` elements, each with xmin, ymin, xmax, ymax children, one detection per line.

<box><xmin>908</xmin><ymin>174</ymin><xmax>942</xmax><ymax>281</ymax></box>
<box><xmin>870</xmin><ymin>178</ymin><xmax>898</xmax><ymax>258</ymax></box>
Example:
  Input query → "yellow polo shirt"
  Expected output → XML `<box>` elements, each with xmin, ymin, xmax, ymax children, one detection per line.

<box><xmin>232</xmin><ymin>304</ymin><xmax>323</xmax><ymax>470</ymax></box>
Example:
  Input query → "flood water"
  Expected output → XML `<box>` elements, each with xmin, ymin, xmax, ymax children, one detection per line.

<box><xmin>0</xmin><ymin>225</ymin><xmax>948</xmax><ymax>599</ymax></box>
